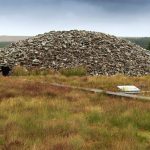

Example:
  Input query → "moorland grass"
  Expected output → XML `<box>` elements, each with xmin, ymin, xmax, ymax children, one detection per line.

<box><xmin>0</xmin><ymin>73</ymin><xmax>150</xmax><ymax>149</ymax></box>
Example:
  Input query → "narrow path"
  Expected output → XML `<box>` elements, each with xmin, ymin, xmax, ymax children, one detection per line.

<box><xmin>50</xmin><ymin>83</ymin><xmax>150</xmax><ymax>102</ymax></box>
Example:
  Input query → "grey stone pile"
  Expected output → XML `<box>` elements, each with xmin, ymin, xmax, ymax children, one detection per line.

<box><xmin>0</xmin><ymin>30</ymin><xmax>150</xmax><ymax>75</ymax></box>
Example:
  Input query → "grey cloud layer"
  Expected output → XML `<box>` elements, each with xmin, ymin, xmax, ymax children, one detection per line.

<box><xmin>1</xmin><ymin>0</ymin><xmax>150</xmax><ymax>7</ymax></box>
<box><xmin>1</xmin><ymin>0</ymin><xmax>150</xmax><ymax>13</ymax></box>
<box><xmin>0</xmin><ymin>0</ymin><xmax>150</xmax><ymax>36</ymax></box>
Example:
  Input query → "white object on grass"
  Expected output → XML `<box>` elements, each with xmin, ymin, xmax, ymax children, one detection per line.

<box><xmin>117</xmin><ymin>85</ymin><xmax>140</xmax><ymax>94</ymax></box>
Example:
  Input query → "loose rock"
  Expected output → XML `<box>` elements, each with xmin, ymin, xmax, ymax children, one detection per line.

<box><xmin>0</xmin><ymin>30</ymin><xmax>150</xmax><ymax>76</ymax></box>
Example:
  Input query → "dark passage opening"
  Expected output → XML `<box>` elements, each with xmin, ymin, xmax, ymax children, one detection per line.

<box><xmin>1</xmin><ymin>66</ymin><xmax>11</xmax><ymax>76</ymax></box>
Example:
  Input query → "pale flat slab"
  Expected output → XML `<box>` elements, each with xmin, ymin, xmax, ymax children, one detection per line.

<box><xmin>117</xmin><ymin>85</ymin><xmax>140</xmax><ymax>93</ymax></box>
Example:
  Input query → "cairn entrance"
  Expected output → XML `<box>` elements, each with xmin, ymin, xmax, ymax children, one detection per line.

<box><xmin>1</xmin><ymin>66</ymin><xmax>11</xmax><ymax>76</ymax></box>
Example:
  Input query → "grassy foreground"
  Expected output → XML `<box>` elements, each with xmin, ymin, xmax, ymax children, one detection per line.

<box><xmin>0</xmin><ymin>74</ymin><xmax>150</xmax><ymax>150</ymax></box>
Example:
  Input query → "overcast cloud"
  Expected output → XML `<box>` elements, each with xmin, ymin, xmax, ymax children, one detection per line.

<box><xmin>0</xmin><ymin>0</ymin><xmax>150</xmax><ymax>36</ymax></box>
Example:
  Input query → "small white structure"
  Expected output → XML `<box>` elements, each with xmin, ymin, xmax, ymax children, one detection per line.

<box><xmin>117</xmin><ymin>85</ymin><xmax>140</xmax><ymax>94</ymax></box>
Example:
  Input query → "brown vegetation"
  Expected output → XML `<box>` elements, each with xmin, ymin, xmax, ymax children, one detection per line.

<box><xmin>0</xmin><ymin>72</ymin><xmax>150</xmax><ymax>149</ymax></box>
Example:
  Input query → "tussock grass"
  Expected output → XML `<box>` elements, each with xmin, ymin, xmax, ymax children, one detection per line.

<box><xmin>0</xmin><ymin>74</ymin><xmax>150</xmax><ymax>149</ymax></box>
<box><xmin>60</xmin><ymin>66</ymin><xmax>87</xmax><ymax>77</ymax></box>
<box><xmin>12</xmin><ymin>65</ymin><xmax>29</xmax><ymax>76</ymax></box>
<box><xmin>12</xmin><ymin>65</ymin><xmax>56</xmax><ymax>76</ymax></box>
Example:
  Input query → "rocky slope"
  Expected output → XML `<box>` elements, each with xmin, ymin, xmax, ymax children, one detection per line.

<box><xmin>0</xmin><ymin>30</ymin><xmax>150</xmax><ymax>75</ymax></box>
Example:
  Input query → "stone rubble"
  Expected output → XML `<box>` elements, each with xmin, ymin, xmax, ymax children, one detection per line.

<box><xmin>0</xmin><ymin>30</ymin><xmax>150</xmax><ymax>76</ymax></box>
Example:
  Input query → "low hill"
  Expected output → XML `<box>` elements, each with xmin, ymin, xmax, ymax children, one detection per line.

<box><xmin>0</xmin><ymin>36</ymin><xmax>31</xmax><ymax>48</ymax></box>
<box><xmin>124</xmin><ymin>37</ymin><xmax>150</xmax><ymax>50</ymax></box>
<box><xmin>0</xmin><ymin>42</ymin><xmax>11</xmax><ymax>48</ymax></box>
<box><xmin>0</xmin><ymin>36</ymin><xmax>30</xmax><ymax>42</ymax></box>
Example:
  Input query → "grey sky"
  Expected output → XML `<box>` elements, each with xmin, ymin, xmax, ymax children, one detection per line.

<box><xmin>0</xmin><ymin>0</ymin><xmax>150</xmax><ymax>36</ymax></box>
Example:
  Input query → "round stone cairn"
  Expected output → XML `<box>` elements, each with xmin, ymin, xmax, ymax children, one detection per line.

<box><xmin>0</xmin><ymin>30</ymin><xmax>150</xmax><ymax>76</ymax></box>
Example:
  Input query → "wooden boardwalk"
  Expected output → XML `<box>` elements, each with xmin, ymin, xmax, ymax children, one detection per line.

<box><xmin>50</xmin><ymin>83</ymin><xmax>150</xmax><ymax>102</ymax></box>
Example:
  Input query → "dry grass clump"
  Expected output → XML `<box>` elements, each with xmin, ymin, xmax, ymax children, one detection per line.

<box><xmin>0</xmin><ymin>74</ymin><xmax>150</xmax><ymax>149</ymax></box>
<box><xmin>12</xmin><ymin>65</ymin><xmax>29</xmax><ymax>76</ymax></box>
<box><xmin>12</xmin><ymin>65</ymin><xmax>56</xmax><ymax>76</ymax></box>
<box><xmin>60</xmin><ymin>66</ymin><xmax>87</xmax><ymax>77</ymax></box>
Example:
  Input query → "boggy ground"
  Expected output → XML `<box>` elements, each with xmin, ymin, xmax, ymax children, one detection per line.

<box><xmin>0</xmin><ymin>74</ymin><xmax>150</xmax><ymax>150</ymax></box>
